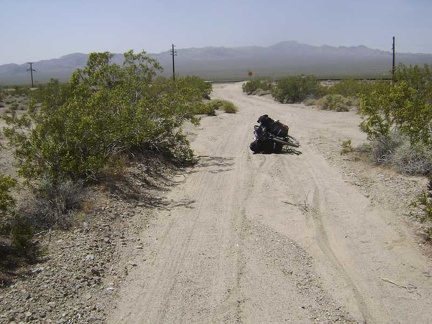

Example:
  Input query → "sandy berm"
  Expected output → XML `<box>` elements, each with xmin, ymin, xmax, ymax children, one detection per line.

<box><xmin>107</xmin><ymin>82</ymin><xmax>432</xmax><ymax>323</ymax></box>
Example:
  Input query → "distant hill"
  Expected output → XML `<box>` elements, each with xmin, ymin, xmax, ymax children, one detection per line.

<box><xmin>1</xmin><ymin>41</ymin><xmax>432</xmax><ymax>85</ymax></box>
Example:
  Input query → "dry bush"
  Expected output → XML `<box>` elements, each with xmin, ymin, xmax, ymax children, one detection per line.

<box><xmin>391</xmin><ymin>142</ymin><xmax>432</xmax><ymax>175</ymax></box>
<box><xmin>317</xmin><ymin>94</ymin><xmax>353</xmax><ymax>112</ymax></box>
<box><xmin>18</xmin><ymin>178</ymin><xmax>87</xmax><ymax>230</ymax></box>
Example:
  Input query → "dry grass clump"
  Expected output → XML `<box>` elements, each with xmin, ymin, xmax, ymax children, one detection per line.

<box><xmin>206</xmin><ymin>99</ymin><xmax>238</xmax><ymax>114</ymax></box>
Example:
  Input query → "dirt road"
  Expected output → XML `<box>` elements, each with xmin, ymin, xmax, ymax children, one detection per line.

<box><xmin>108</xmin><ymin>83</ymin><xmax>432</xmax><ymax>323</ymax></box>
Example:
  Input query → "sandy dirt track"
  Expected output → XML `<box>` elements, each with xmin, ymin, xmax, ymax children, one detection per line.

<box><xmin>108</xmin><ymin>83</ymin><xmax>432</xmax><ymax>323</ymax></box>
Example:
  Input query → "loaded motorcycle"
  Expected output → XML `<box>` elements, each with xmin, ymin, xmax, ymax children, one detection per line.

<box><xmin>250</xmin><ymin>114</ymin><xmax>300</xmax><ymax>154</ymax></box>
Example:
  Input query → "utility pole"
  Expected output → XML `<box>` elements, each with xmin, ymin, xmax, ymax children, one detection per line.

<box><xmin>392</xmin><ymin>36</ymin><xmax>396</xmax><ymax>83</ymax></box>
<box><xmin>170</xmin><ymin>44</ymin><xmax>177</xmax><ymax>81</ymax></box>
<box><xmin>27</xmin><ymin>62</ymin><xmax>35</xmax><ymax>87</ymax></box>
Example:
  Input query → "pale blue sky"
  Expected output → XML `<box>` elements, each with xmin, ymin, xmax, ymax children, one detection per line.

<box><xmin>0</xmin><ymin>0</ymin><xmax>431</xmax><ymax>65</ymax></box>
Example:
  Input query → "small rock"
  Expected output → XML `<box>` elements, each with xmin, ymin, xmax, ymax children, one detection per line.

<box><xmin>91</xmin><ymin>268</ymin><xmax>101</xmax><ymax>277</ymax></box>
<box><xmin>86</xmin><ymin>254</ymin><xmax>95</xmax><ymax>261</ymax></box>
<box><xmin>21</xmin><ymin>292</ymin><xmax>31</xmax><ymax>300</ymax></box>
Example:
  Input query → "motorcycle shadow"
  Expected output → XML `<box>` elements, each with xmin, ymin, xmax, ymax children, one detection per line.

<box><xmin>252</xmin><ymin>148</ymin><xmax>302</xmax><ymax>155</ymax></box>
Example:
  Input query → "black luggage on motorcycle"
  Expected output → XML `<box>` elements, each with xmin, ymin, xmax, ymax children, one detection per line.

<box><xmin>257</xmin><ymin>114</ymin><xmax>289</xmax><ymax>138</ymax></box>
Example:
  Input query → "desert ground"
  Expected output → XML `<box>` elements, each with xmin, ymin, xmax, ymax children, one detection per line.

<box><xmin>1</xmin><ymin>82</ymin><xmax>432</xmax><ymax>323</ymax></box>
<box><xmin>108</xmin><ymin>82</ymin><xmax>432</xmax><ymax>323</ymax></box>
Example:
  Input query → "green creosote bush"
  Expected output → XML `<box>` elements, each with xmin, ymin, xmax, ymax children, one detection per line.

<box><xmin>176</xmin><ymin>76</ymin><xmax>212</xmax><ymax>100</ymax></box>
<box><xmin>357</xmin><ymin>64</ymin><xmax>432</xmax><ymax>237</ymax></box>
<box><xmin>1</xmin><ymin>51</ymin><xmax>212</xmax><ymax>231</ymax></box>
<box><xmin>318</xmin><ymin>94</ymin><xmax>351</xmax><ymax>112</ymax></box>
<box><xmin>0</xmin><ymin>173</ymin><xmax>34</xmax><ymax>252</ymax></box>
<box><xmin>272</xmin><ymin>75</ymin><xmax>323</xmax><ymax>104</ymax></box>
<box><xmin>242</xmin><ymin>79</ymin><xmax>272</xmax><ymax>95</ymax></box>
<box><xmin>359</xmin><ymin>64</ymin><xmax>432</xmax><ymax>145</ymax></box>
<box><xmin>0</xmin><ymin>173</ymin><xmax>17</xmax><ymax>222</ymax></box>
<box><xmin>2</xmin><ymin>50</ymin><xmax>202</xmax><ymax>186</ymax></box>
<box><xmin>198</xmin><ymin>102</ymin><xmax>216</xmax><ymax>116</ymax></box>
<box><xmin>327</xmin><ymin>79</ymin><xmax>377</xmax><ymax>98</ymax></box>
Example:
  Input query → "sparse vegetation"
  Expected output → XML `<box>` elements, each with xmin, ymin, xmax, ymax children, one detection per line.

<box><xmin>204</xmin><ymin>99</ymin><xmax>238</xmax><ymax>114</ymax></box>
<box><xmin>317</xmin><ymin>94</ymin><xmax>353</xmax><ymax>112</ymax></box>
<box><xmin>0</xmin><ymin>173</ymin><xmax>16</xmax><ymax>223</ymax></box>
<box><xmin>242</xmin><ymin>79</ymin><xmax>273</xmax><ymax>95</ymax></box>
<box><xmin>272</xmin><ymin>75</ymin><xmax>323</xmax><ymax>103</ymax></box>
<box><xmin>411</xmin><ymin>177</ymin><xmax>432</xmax><ymax>237</ymax></box>
<box><xmin>327</xmin><ymin>79</ymin><xmax>377</xmax><ymax>97</ymax></box>
<box><xmin>340</xmin><ymin>139</ymin><xmax>353</xmax><ymax>155</ymax></box>
<box><xmin>219</xmin><ymin>99</ymin><xmax>238</xmax><ymax>113</ymax></box>
<box><xmin>18</xmin><ymin>177</ymin><xmax>87</xmax><ymax>230</ymax></box>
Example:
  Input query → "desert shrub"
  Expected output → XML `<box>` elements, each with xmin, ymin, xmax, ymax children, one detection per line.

<box><xmin>221</xmin><ymin>100</ymin><xmax>238</xmax><ymax>113</ymax></box>
<box><xmin>394</xmin><ymin>64</ymin><xmax>432</xmax><ymax>95</ymax></box>
<box><xmin>359</xmin><ymin>64</ymin><xmax>432</xmax><ymax>145</ymax></box>
<box><xmin>391</xmin><ymin>141</ymin><xmax>432</xmax><ymax>175</ymax></box>
<box><xmin>356</xmin><ymin>131</ymin><xmax>432</xmax><ymax>175</ymax></box>
<box><xmin>242</xmin><ymin>80</ymin><xmax>272</xmax><ymax>95</ymax></box>
<box><xmin>11</xmin><ymin>86</ymin><xmax>30</xmax><ymax>97</ymax></box>
<box><xmin>340</xmin><ymin>140</ymin><xmax>353</xmax><ymax>155</ymax></box>
<box><xmin>303</xmin><ymin>99</ymin><xmax>317</xmax><ymax>106</ymax></box>
<box><xmin>207</xmin><ymin>99</ymin><xmax>238</xmax><ymax>113</ymax></box>
<box><xmin>2</xmin><ymin>50</ymin><xmax>201</xmax><ymax>185</ymax></box>
<box><xmin>0</xmin><ymin>173</ymin><xmax>17</xmax><ymax>222</ymax></box>
<box><xmin>318</xmin><ymin>94</ymin><xmax>351</xmax><ymax>112</ymax></box>
<box><xmin>411</xmin><ymin>179</ymin><xmax>432</xmax><ymax>238</ymax></box>
<box><xmin>29</xmin><ymin>78</ymin><xmax>70</xmax><ymax>106</ymax></box>
<box><xmin>10</xmin><ymin>217</ymin><xmax>34</xmax><ymax>253</ymax></box>
<box><xmin>193</xmin><ymin>102</ymin><xmax>216</xmax><ymax>116</ymax></box>
<box><xmin>0</xmin><ymin>174</ymin><xmax>32</xmax><ymax>251</ymax></box>
<box><xmin>176</xmin><ymin>76</ymin><xmax>212</xmax><ymax>100</ymax></box>
<box><xmin>327</xmin><ymin>79</ymin><xmax>378</xmax><ymax>98</ymax></box>
<box><xmin>272</xmin><ymin>75</ymin><xmax>323</xmax><ymax>103</ymax></box>
<box><xmin>368</xmin><ymin>132</ymin><xmax>432</xmax><ymax>175</ymax></box>
<box><xmin>369</xmin><ymin>132</ymin><xmax>404</xmax><ymax>166</ymax></box>
<box><xmin>18</xmin><ymin>177</ymin><xmax>86</xmax><ymax>230</ymax></box>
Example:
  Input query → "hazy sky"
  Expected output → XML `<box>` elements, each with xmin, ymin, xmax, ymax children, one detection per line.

<box><xmin>1</xmin><ymin>0</ymin><xmax>431</xmax><ymax>65</ymax></box>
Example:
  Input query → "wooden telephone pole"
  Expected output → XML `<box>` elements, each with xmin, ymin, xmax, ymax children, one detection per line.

<box><xmin>392</xmin><ymin>36</ymin><xmax>396</xmax><ymax>83</ymax></box>
<box><xmin>27</xmin><ymin>62</ymin><xmax>36</xmax><ymax>87</ymax></box>
<box><xmin>171</xmin><ymin>44</ymin><xmax>177</xmax><ymax>81</ymax></box>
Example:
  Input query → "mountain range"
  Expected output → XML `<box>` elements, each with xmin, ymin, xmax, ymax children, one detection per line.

<box><xmin>1</xmin><ymin>41</ymin><xmax>432</xmax><ymax>85</ymax></box>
